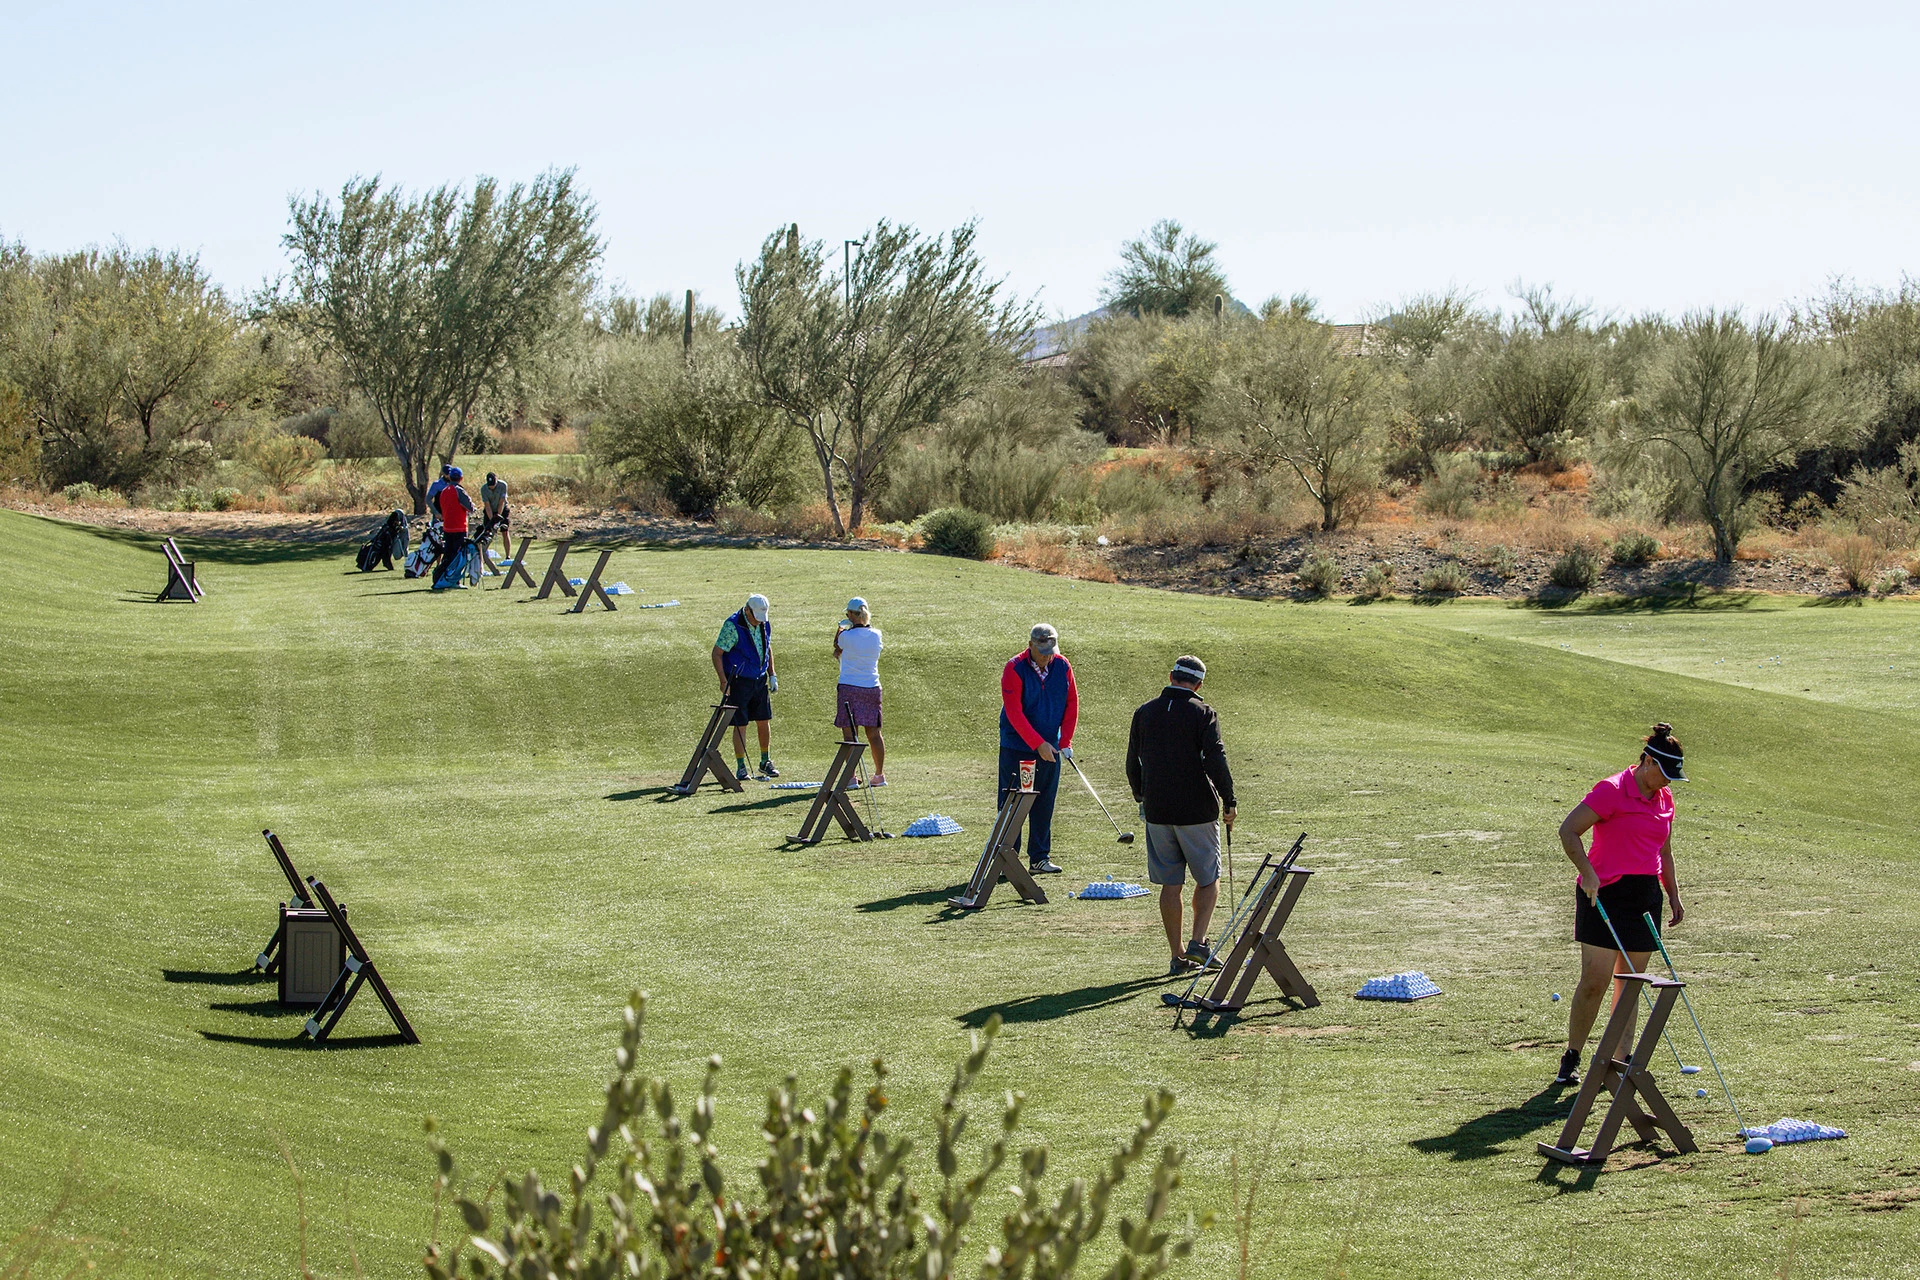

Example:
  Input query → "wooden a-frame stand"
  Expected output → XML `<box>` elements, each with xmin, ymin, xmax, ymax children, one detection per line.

<box><xmin>1539</xmin><ymin>973</ymin><xmax>1695</xmax><ymax>1167</ymax></box>
<box><xmin>1193</xmin><ymin>859</ymin><xmax>1319</xmax><ymax>1011</ymax></box>
<box><xmin>159</xmin><ymin>537</ymin><xmax>201</xmax><ymax>602</ymax></box>
<box><xmin>532</xmin><ymin>538</ymin><xmax>577</xmax><ymax>599</ymax></box>
<box><xmin>669</xmin><ymin>704</ymin><xmax>745</xmax><ymax>795</ymax></box>
<box><xmin>792</xmin><ymin>738</ymin><xmax>873</xmax><ymax>843</ymax></box>
<box><xmin>567</xmin><ymin>548</ymin><xmax>617</xmax><ymax>612</ymax></box>
<box><xmin>302</xmin><ymin>877</ymin><xmax>420</xmax><ymax>1045</ymax></box>
<box><xmin>498</xmin><ymin>534</ymin><xmax>537</xmax><ymax>590</ymax></box>
<box><xmin>948</xmin><ymin>788</ymin><xmax>1046</xmax><ymax>910</ymax></box>
<box><xmin>254</xmin><ymin>828</ymin><xmax>316</xmax><ymax>974</ymax></box>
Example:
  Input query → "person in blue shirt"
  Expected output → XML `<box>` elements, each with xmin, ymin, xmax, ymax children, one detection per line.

<box><xmin>711</xmin><ymin>593</ymin><xmax>779</xmax><ymax>780</ymax></box>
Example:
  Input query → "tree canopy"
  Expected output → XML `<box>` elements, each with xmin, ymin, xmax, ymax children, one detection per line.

<box><xmin>282</xmin><ymin>170</ymin><xmax>600</xmax><ymax>512</ymax></box>
<box><xmin>1100</xmin><ymin>220</ymin><xmax>1228</xmax><ymax>319</ymax></box>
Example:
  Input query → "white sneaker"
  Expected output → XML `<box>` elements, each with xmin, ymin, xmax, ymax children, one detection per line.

<box><xmin>869</xmin><ymin>774</ymin><xmax>887</xmax><ymax>788</ymax></box>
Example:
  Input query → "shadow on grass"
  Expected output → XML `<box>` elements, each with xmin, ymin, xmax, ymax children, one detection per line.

<box><xmin>1409</xmin><ymin>1084</ymin><xmax>1572</xmax><ymax>1161</ymax></box>
<box><xmin>1171</xmin><ymin>994</ymin><xmax>1318</xmax><ymax>1039</ymax></box>
<box><xmin>713</xmin><ymin>792</ymin><xmax>817</xmax><ymax>814</ymax></box>
<box><xmin>1511</xmin><ymin>581</ymin><xmax>1768</xmax><ymax>614</ymax></box>
<box><xmin>856</xmin><ymin>886</ymin><xmax>969</xmax><ymax>913</ymax></box>
<box><xmin>162</xmin><ymin>968</ymin><xmax>271</xmax><ymax>987</ymax></box>
<box><xmin>956</xmin><ymin>976</ymin><xmax>1165</xmax><ymax>1027</ymax></box>
<box><xmin>61</xmin><ymin>518</ymin><xmax>357</xmax><ymax>565</ymax></box>
<box><xmin>606</xmin><ymin>786</ymin><xmax>686</xmax><ymax>803</ymax></box>
<box><xmin>1802</xmin><ymin>593</ymin><xmax>1866</xmax><ymax>608</ymax></box>
<box><xmin>199</xmin><ymin>1029</ymin><xmax>412</xmax><ymax>1050</ymax></box>
<box><xmin>209</xmin><ymin>998</ymin><xmax>301</xmax><ymax>1019</ymax></box>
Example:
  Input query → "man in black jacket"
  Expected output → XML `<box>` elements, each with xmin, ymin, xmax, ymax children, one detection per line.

<box><xmin>1126</xmin><ymin>655</ymin><xmax>1237</xmax><ymax>974</ymax></box>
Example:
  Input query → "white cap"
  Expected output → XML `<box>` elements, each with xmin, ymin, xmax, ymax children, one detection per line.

<box><xmin>847</xmin><ymin>597</ymin><xmax>869</xmax><ymax>614</ymax></box>
<box><xmin>746</xmin><ymin>593</ymin><xmax>769</xmax><ymax>621</ymax></box>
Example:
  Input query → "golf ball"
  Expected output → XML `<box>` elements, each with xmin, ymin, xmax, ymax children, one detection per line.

<box><xmin>1551</xmin><ymin>993</ymin><xmax>1561</xmax><ymax>1002</ymax></box>
<box><xmin>1696</xmin><ymin>1089</ymin><xmax>1708</xmax><ymax>1098</ymax></box>
<box><xmin>1746</xmin><ymin>1137</ymin><xmax>1774</xmax><ymax>1155</ymax></box>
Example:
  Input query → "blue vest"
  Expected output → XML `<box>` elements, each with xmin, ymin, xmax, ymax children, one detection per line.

<box><xmin>999</xmin><ymin>655</ymin><xmax>1072</xmax><ymax>751</ymax></box>
<box><xmin>721</xmin><ymin>610</ymin><xmax>772</xmax><ymax>679</ymax></box>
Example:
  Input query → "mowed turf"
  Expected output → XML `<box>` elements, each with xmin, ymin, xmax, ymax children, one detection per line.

<box><xmin>2</xmin><ymin>507</ymin><xmax>1917</xmax><ymax>1279</ymax></box>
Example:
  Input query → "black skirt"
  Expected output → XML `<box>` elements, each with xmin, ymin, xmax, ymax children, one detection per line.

<box><xmin>1573</xmin><ymin>874</ymin><xmax>1664</xmax><ymax>951</ymax></box>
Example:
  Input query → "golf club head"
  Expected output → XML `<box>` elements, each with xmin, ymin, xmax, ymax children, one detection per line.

<box><xmin>1117</xmin><ymin>831</ymin><xmax>1135</xmax><ymax>844</ymax></box>
<box><xmin>1160</xmin><ymin>992</ymin><xmax>1182</xmax><ymax>1007</ymax></box>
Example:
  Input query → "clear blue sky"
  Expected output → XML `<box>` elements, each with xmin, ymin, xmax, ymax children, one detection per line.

<box><xmin>3</xmin><ymin>1</ymin><xmax>1914</xmax><ymax>323</ymax></box>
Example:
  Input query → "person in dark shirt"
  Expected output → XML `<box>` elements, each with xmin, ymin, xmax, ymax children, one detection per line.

<box><xmin>1126</xmin><ymin>655</ymin><xmax>1236</xmax><ymax>974</ymax></box>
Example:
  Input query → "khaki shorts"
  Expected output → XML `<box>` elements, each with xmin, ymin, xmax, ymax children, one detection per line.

<box><xmin>1145</xmin><ymin>821</ymin><xmax>1221</xmax><ymax>887</ymax></box>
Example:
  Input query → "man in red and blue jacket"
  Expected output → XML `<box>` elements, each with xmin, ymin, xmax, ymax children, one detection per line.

<box><xmin>998</xmin><ymin>622</ymin><xmax>1078</xmax><ymax>875</ymax></box>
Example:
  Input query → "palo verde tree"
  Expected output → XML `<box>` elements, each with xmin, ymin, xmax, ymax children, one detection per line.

<box><xmin>1622</xmin><ymin>309</ymin><xmax>1861</xmax><ymax>561</ymax></box>
<box><xmin>1210</xmin><ymin>312</ymin><xmax>1388</xmax><ymax>531</ymax></box>
<box><xmin>282</xmin><ymin>171</ymin><xmax>600</xmax><ymax>513</ymax></box>
<box><xmin>0</xmin><ymin>244</ymin><xmax>267</xmax><ymax>490</ymax></box>
<box><xmin>1100</xmin><ymin>220</ymin><xmax>1228</xmax><ymax>319</ymax></box>
<box><xmin>737</xmin><ymin>219</ymin><xmax>1034</xmax><ymax>536</ymax></box>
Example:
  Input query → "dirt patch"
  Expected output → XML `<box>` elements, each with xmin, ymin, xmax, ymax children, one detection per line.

<box><xmin>1501</xmin><ymin>1038</ymin><xmax>1556</xmax><ymax>1051</ymax></box>
<box><xmin>1849</xmin><ymin>1187</ymin><xmax>1920</xmax><ymax>1212</ymax></box>
<box><xmin>1229</xmin><ymin>1023</ymin><xmax>1355</xmax><ymax>1038</ymax></box>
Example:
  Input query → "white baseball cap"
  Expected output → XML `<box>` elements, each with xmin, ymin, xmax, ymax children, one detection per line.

<box><xmin>746</xmin><ymin>593</ymin><xmax>769</xmax><ymax>620</ymax></box>
<box><xmin>847</xmin><ymin>597</ymin><xmax>868</xmax><ymax>614</ymax></box>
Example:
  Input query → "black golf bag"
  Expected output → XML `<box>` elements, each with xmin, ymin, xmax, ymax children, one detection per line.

<box><xmin>356</xmin><ymin>510</ymin><xmax>410</xmax><ymax>572</ymax></box>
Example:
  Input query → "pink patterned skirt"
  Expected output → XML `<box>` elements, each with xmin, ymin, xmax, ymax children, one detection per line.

<box><xmin>834</xmin><ymin>683</ymin><xmax>883</xmax><ymax>728</ymax></box>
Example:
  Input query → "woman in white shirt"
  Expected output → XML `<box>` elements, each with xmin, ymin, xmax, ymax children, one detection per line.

<box><xmin>832</xmin><ymin>597</ymin><xmax>886</xmax><ymax>785</ymax></box>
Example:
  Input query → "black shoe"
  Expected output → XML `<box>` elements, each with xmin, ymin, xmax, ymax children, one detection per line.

<box><xmin>1029</xmin><ymin>858</ymin><xmax>1063</xmax><ymax>875</ymax></box>
<box><xmin>759</xmin><ymin>757</ymin><xmax>780</xmax><ymax>779</ymax></box>
<box><xmin>1168</xmin><ymin>956</ymin><xmax>1199</xmax><ymax>977</ymax></box>
<box><xmin>1555</xmin><ymin>1049</ymin><xmax>1581</xmax><ymax>1085</ymax></box>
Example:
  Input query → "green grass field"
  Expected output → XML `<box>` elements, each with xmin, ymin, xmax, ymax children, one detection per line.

<box><xmin>3</xmin><ymin>508</ymin><xmax>1917</xmax><ymax>1278</ymax></box>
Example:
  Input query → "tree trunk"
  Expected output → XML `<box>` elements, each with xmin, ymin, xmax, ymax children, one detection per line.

<box><xmin>847</xmin><ymin>470</ymin><xmax>866</xmax><ymax>537</ymax></box>
<box><xmin>810</xmin><ymin>436</ymin><xmax>847</xmax><ymax>538</ymax></box>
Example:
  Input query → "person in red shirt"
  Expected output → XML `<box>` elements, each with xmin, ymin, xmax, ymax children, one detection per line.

<box><xmin>434</xmin><ymin>465</ymin><xmax>475</xmax><ymax>584</ymax></box>
<box><xmin>997</xmin><ymin>622</ymin><xmax>1078</xmax><ymax>875</ymax></box>
<box><xmin>1553</xmin><ymin>722</ymin><xmax>1688</xmax><ymax>1086</ymax></box>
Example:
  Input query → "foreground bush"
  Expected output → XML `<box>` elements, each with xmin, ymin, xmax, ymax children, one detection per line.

<box><xmin>425</xmin><ymin>994</ymin><xmax>1195</xmax><ymax>1280</ymax></box>
<box><xmin>1609</xmin><ymin>531</ymin><xmax>1660</xmax><ymax>566</ymax></box>
<box><xmin>920</xmin><ymin>507</ymin><xmax>997</xmax><ymax>559</ymax></box>
<box><xmin>1294</xmin><ymin>551</ymin><xmax>1339</xmax><ymax>597</ymax></box>
<box><xmin>1417</xmin><ymin>561</ymin><xmax>1470</xmax><ymax>595</ymax></box>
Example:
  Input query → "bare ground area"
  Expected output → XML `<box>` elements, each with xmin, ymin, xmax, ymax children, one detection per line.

<box><xmin>8</xmin><ymin>500</ymin><xmax>1871</xmax><ymax>598</ymax></box>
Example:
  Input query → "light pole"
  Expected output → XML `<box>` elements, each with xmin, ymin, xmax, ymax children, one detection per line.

<box><xmin>843</xmin><ymin>238</ymin><xmax>865</xmax><ymax>310</ymax></box>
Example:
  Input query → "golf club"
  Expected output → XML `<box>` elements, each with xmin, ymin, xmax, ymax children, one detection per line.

<box><xmin>844</xmin><ymin>699</ymin><xmax>890</xmax><ymax>838</ymax></box>
<box><xmin>1061</xmin><ymin>748</ymin><xmax>1134</xmax><ymax>843</ymax></box>
<box><xmin>1643</xmin><ymin>912</ymin><xmax>1748</xmax><ymax>1134</ymax></box>
<box><xmin>1589</xmin><ymin>896</ymin><xmax>1694</xmax><ymax>1077</ymax></box>
<box><xmin>1163</xmin><ymin>833</ymin><xmax>1307</xmax><ymax>1015</ymax></box>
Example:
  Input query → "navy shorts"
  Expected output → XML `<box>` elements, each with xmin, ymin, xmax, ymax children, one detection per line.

<box><xmin>727</xmin><ymin>676</ymin><xmax>772</xmax><ymax>725</ymax></box>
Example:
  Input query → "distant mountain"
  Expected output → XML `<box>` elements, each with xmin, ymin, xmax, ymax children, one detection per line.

<box><xmin>1025</xmin><ymin>297</ymin><xmax>1257</xmax><ymax>362</ymax></box>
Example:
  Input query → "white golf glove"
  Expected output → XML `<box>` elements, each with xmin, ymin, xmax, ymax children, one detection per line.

<box><xmin>769</xmin><ymin>671</ymin><xmax>779</xmax><ymax>693</ymax></box>
<box><xmin>1060</xmin><ymin>746</ymin><xmax>1073</xmax><ymax>762</ymax></box>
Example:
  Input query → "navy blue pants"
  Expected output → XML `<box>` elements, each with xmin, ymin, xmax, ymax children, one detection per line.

<box><xmin>997</xmin><ymin>747</ymin><xmax>1061</xmax><ymax>862</ymax></box>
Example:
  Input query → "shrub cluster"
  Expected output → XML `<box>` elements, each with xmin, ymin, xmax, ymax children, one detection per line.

<box><xmin>919</xmin><ymin>507</ymin><xmax>997</xmax><ymax>559</ymax></box>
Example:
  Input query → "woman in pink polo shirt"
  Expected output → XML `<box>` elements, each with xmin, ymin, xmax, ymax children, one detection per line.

<box><xmin>1553</xmin><ymin>723</ymin><xmax>1688</xmax><ymax>1086</ymax></box>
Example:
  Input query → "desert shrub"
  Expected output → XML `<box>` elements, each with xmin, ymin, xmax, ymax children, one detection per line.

<box><xmin>1416</xmin><ymin>455</ymin><xmax>1479</xmax><ymax>519</ymax></box>
<box><xmin>298</xmin><ymin>460</ymin><xmax>406</xmax><ymax>512</ymax></box>
<box><xmin>0</xmin><ymin>380</ymin><xmax>41</xmax><ymax>485</ymax></box>
<box><xmin>1610</xmin><ymin>531</ymin><xmax>1661</xmax><ymax>566</ymax></box>
<box><xmin>60</xmin><ymin>481</ymin><xmax>124</xmax><ymax>506</ymax></box>
<box><xmin>1480</xmin><ymin>543</ymin><xmax>1518</xmax><ymax>579</ymax></box>
<box><xmin>1872</xmin><ymin>567</ymin><xmax>1909</xmax><ymax>597</ymax></box>
<box><xmin>1295</xmin><ymin>552</ymin><xmax>1340</xmax><ymax>597</ymax></box>
<box><xmin>920</xmin><ymin>507</ymin><xmax>997</xmax><ymax>559</ymax></box>
<box><xmin>999</xmin><ymin>529</ymin><xmax>1118</xmax><ymax>582</ymax></box>
<box><xmin>1094</xmin><ymin>459</ymin><xmax>1189</xmax><ymax>518</ymax></box>
<box><xmin>1358</xmin><ymin>560</ymin><xmax>1396</xmax><ymax>599</ymax></box>
<box><xmin>1832</xmin><ymin>534</ymin><xmax>1879</xmax><ymax>592</ymax></box>
<box><xmin>1418</xmin><ymin>561</ymin><xmax>1471</xmax><ymax>595</ymax></box>
<box><xmin>1835</xmin><ymin>442</ymin><xmax>1920</xmax><ymax>549</ymax></box>
<box><xmin>239</xmin><ymin>429</ymin><xmax>326</xmax><ymax>490</ymax></box>
<box><xmin>593</xmin><ymin>342</ymin><xmax>797</xmax><ymax>517</ymax></box>
<box><xmin>876</xmin><ymin>378</ymin><xmax>1091</xmax><ymax>523</ymax></box>
<box><xmin>425</xmin><ymin>994</ymin><xmax>1196</xmax><ymax>1280</ymax></box>
<box><xmin>713</xmin><ymin>502</ymin><xmax>841</xmax><ymax>541</ymax></box>
<box><xmin>1548</xmin><ymin>543</ymin><xmax>1601</xmax><ymax>591</ymax></box>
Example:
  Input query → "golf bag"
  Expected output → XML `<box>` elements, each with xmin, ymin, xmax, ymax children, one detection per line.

<box><xmin>432</xmin><ymin>542</ymin><xmax>479</xmax><ymax>591</ymax></box>
<box><xmin>404</xmin><ymin>523</ymin><xmax>444</xmax><ymax>579</ymax></box>
<box><xmin>356</xmin><ymin>510</ymin><xmax>409</xmax><ymax>572</ymax></box>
